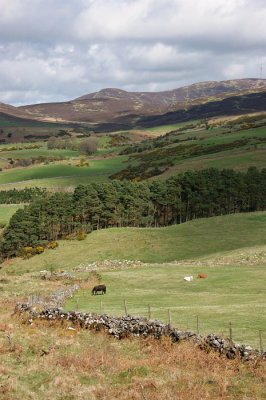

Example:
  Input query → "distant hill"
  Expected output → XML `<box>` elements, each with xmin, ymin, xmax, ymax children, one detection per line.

<box><xmin>136</xmin><ymin>91</ymin><xmax>266</xmax><ymax>128</ymax></box>
<box><xmin>0</xmin><ymin>79</ymin><xmax>265</xmax><ymax>129</ymax></box>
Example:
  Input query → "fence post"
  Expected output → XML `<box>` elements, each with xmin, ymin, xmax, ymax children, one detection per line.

<box><xmin>229</xmin><ymin>322</ymin><xmax>233</xmax><ymax>343</ymax></box>
<box><xmin>148</xmin><ymin>304</ymin><xmax>151</xmax><ymax>320</ymax></box>
<box><xmin>168</xmin><ymin>309</ymin><xmax>172</xmax><ymax>329</ymax></box>
<box><xmin>124</xmin><ymin>299</ymin><xmax>128</xmax><ymax>316</ymax></box>
<box><xmin>259</xmin><ymin>330</ymin><xmax>263</xmax><ymax>355</ymax></box>
<box><xmin>196</xmin><ymin>315</ymin><xmax>199</xmax><ymax>334</ymax></box>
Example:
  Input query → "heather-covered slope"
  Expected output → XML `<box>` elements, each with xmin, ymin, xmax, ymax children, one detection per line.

<box><xmin>1</xmin><ymin>78</ymin><xmax>264</xmax><ymax>126</ymax></box>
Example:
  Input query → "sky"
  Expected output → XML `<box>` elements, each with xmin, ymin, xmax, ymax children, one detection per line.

<box><xmin>0</xmin><ymin>0</ymin><xmax>266</xmax><ymax>105</ymax></box>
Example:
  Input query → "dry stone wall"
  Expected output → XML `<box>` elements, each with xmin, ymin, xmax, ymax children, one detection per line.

<box><xmin>27</xmin><ymin>284</ymin><xmax>80</xmax><ymax>309</ymax></box>
<box><xmin>15</xmin><ymin>304</ymin><xmax>266</xmax><ymax>362</ymax></box>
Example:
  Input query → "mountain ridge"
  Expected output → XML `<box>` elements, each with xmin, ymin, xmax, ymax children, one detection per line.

<box><xmin>1</xmin><ymin>78</ymin><xmax>266</xmax><ymax>128</ymax></box>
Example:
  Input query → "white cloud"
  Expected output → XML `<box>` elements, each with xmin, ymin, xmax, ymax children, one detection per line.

<box><xmin>0</xmin><ymin>0</ymin><xmax>266</xmax><ymax>104</ymax></box>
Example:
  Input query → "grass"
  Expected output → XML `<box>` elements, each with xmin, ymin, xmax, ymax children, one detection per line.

<box><xmin>0</xmin><ymin>146</ymin><xmax>78</xmax><ymax>160</ymax></box>
<box><xmin>3</xmin><ymin>211</ymin><xmax>265</xmax><ymax>346</ymax></box>
<box><xmin>5</xmin><ymin>211</ymin><xmax>266</xmax><ymax>272</ymax></box>
<box><xmin>0</xmin><ymin>155</ymin><xmax>128</xmax><ymax>189</ymax></box>
<box><xmin>1</xmin><ymin>211</ymin><xmax>266</xmax><ymax>398</ymax></box>
<box><xmin>159</xmin><ymin>148</ymin><xmax>266</xmax><ymax>177</ymax></box>
<box><xmin>0</xmin><ymin>204</ymin><xmax>23</xmax><ymax>226</ymax></box>
<box><xmin>0</xmin><ymin>306</ymin><xmax>264</xmax><ymax>399</ymax></box>
<box><xmin>0</xmin><ymin>118</ymin><xmax>265</xmax><ymax>189</ymax></box>
<box><xmin>115</xmin><ymin>121</ymin><xmax>266</xmax><ymax>180</ymax></box>
<box><xmin>143</xmin><ymin>121</ymin><xmax>201</xmax><ymax>135</ymax></box>
<box><xmin>66</xmin><ymin>263</ymin><xmax>266</xmax><ymax>347</ymax></box>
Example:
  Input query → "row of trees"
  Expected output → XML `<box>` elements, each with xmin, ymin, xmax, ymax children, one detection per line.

<box><xmin>1</xmin><ymin>167</ymin><xmax>265</xmax><ymax>258</ymax></box>
<box><xmin>0</xmin><ymin>188</ymin><xmax>46</xmax><ymax>204</ymax></box>
<box><xmin>47</xmin><ymin>137</ymin><xmax>99</xmax><ymax>155</ymax></box>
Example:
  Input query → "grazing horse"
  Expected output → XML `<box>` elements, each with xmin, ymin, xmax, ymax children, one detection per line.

<box><xmin>92</xmin><ymin>284</ymin><xmax>106</xmax><ymax>295</ymax></box>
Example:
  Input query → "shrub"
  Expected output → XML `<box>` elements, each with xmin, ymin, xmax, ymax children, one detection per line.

<box><xmin>47</xmin><ymin>241</ymin><xmax>59</xmax><ymax>249</ymax></box>
<box><xmin>35</xmin><ymin>246</ymin><xmax>45</xmax><ymax>254</ymax></box>
<box><xmin>21</xmin><ymin>246</ymin><xmax>34</xmax><ymax>259</ymax></box>
<box><xmin>77</xmin><ymin>231</ymin><xmax>87</xmax><ymax>241</ymax></box>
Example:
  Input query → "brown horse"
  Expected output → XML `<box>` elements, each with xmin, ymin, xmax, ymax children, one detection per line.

<box><xmin>92</xmin><ymin>284</ymin><xmax>106</xmax><ymax>295</ymax></box>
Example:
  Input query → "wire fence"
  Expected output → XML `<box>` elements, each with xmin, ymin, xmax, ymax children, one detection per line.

<box><xmin>70</xmin><ymin>297</ymin><xmax>265</xmax><ymax>351</ymax></box>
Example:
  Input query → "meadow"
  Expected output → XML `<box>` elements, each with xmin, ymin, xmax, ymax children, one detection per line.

<box><xmin>0</xmin><ymin>116</ymin><xmax>265</xmax><ymax>188</ymax></box>
<box><xmin>0</xmin><ymin>155</ymin><xmax>128</xmax><ymax>189</ymax></box>
<box><xmin>1</xmin><ymin>211</ymin><xmax>266</xmax><ymax>398</ymax></box>
<box><xmin>2</xmin><ymin>211</ymin><xmax>265</xmax><ymax>347</ymax></box>
<box><xmin>5</xmin><ymin>212</ymin><xmax>266</xmax><ymax>273</ymax></box>
<box><xmin>66</xmin><ymin>263</ymin><xmax>266</xmax><ymax>347</ymax></box>
<box><xmin>0</xmin><ymin>111</ymin><xmax>266</xmax><ymax>399</ymax></box>
<box><xmin>0</xmin><ymin>204</ymin><xmax>23</xmax><ymax>226</ymax></box>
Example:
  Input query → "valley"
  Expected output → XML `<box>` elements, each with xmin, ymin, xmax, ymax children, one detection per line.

<box><xmin>0</xmin><ymin>79</ymin><xmax>265</xmax><ymax>399</ymax></box>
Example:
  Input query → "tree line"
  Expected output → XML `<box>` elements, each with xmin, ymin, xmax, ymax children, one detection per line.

<box><xmin>0</xmin><ymin>188</ymin><xmax>46</xmax><ymax>204</ymax></box>
<box><xmin>47</xmin><ymin>137</ymin><xmax>99</xmax><ymax>155</ymax></box>
<box><xmin>0</xmin><ymin>167</ymin><xmax>265</xmax><ymax>258</ymax></box>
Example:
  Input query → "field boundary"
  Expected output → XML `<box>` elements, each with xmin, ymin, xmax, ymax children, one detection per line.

<box><xmin>14</xmin><ymin>303</ymin><xmax>266</xmax><ymax>363</ymax></box>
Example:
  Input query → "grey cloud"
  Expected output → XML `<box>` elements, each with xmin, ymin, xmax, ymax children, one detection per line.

<box><xmin>0</xmin><ymin>0</ymin><xmax>265</xmax><ymax>105</ymax></box>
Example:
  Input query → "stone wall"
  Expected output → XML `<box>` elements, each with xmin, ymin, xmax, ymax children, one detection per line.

<box><xmin>15</xmin><ymin>304</ymin><xmax>265</xmax><ymax>362</ymax></box>
<box><xmin>27</xmin><ymin>284</ymin><xmax>80</xmax><ymax>309</ymax></box>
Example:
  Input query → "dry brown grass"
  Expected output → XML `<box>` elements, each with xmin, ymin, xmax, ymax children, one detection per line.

<box><xmin>0</xmin><ymin>296</ymin><xmax>265</xmax><ymax>400</ymax></box>
<box><xmin>0</xmin><ymin>265</ymin><xmax>265</xmax><ymax>400</ymax></box>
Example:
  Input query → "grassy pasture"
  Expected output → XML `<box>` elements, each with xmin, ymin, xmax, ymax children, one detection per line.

<box><xmin>66</xmin><ymin>263</ymin><xmax>266</xmax><ymax>347</ymax></box>
<box><xmin>0</xmin><ymin>119</ymin><xmax>265</xmax><ymax>189</ymax></box>
<box><xmin>3</xmin><ymin>211</ymin><xmax>265</xmax><ymax>346</ymax></box>
<box><xmin>1</xmin><ymin>211</ymin><xmax>266</xmax><ymax>397</ymax></box>
<box><xmin>143</xmin><ymin>121</ymin><xmax>201</xmax><ymax>135</ymax></box>
<box><xmin>0</xmin><ymin>146</ymin><xmax>78</xmax><ymax>160</ymax></box>
<box><xmin>0</xmin><ymin>155</ymin><xmax>128</xmax><ymax>189</ymax></box>
<box><xmin>1</xmin><ymin>211</ymin><xmax>265</xmax><ymax>346</ymax></box>
<box><xmin>146</xmin><ymin>125</ymin><xmax>266</xmax><ymax>177</ymax></box>
<box><xmin>159</xmin><ymin>148</ymin><xmax>266</xmax><ymax>177</ymax></box>
<box><xmin>5</xmin><ymin>212</ymin><xmax>266</xmax><ymax>273</ymax></box>
<box><xmin>0</xmin><ymin>297</ymin><xmax>264</xmax><ymax>400</ymax></box>
<box><xmin>0</xmin><ymin>204</ymin><xmax>23</xmax><ymax>226</ymax></box>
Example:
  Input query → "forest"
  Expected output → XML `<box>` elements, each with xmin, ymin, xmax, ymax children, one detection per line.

<box><xmin>0</xmin><ymin>167</ymin><xmax>265</xmax><ymax>259</ymax></box>
<box><xmin>0</xmin><ymin>187</ymin><xmax>46</xmax><ymax>204</ymax></box>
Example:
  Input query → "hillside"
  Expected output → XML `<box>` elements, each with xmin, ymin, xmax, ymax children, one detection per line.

<box><xmin>19</xmin><ymin>79</ymin><xmax>266</xmax><ymax>124</ymax></box>
<box><xmin>0</xmin><ymin>79</ymin><xmax>265</xmax><ymax>128</ymax></box>
<box><xmin>2</xmin><ymin>211</ymin><xmax>266</xmax><ymax>347</ymax></box>
<box><xmin>0</xmin><ymin>110</ymin><xmax>265</xmax><ymax>189</ymax></box>
<box><xmin>1</xmin><ymin>212</ymin><xmax>266</xmax><ymax>399</ymax></box>
<box><xmin>114</xmin><ymin>115</ymin><xmax>266</xmax><ymax>180</ymax></box>
<box><xmin>5</xmin><ymin>212</ymin><xmax>266</xmax><ymax>272</ymax></box>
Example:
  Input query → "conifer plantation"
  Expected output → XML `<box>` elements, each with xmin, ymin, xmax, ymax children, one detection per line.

<box><xmin>1</xmin><ymin>167</ymin><xmax>265</xmax><ymax>258</ymax></box>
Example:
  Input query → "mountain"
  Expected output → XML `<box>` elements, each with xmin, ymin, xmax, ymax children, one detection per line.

<box><xmin>1</xmin><ymin>79</ymin><xmax>266</xmax><ymax>129</ymax></box>
<box><xmin>0</xmin><ymin>102</ymin><xmax>35</xmax><ymax>121</ymax></box>
<box><xmin>136</xmin><ymin>91</ymin><xmax>266</xmax><ymax>128</ymax></box>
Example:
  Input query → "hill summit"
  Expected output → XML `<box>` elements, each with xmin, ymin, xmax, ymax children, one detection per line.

<box><xmin>1</xmin><ymin>78</ymin><xmax>266</xmax><ymax>127</ymax></box>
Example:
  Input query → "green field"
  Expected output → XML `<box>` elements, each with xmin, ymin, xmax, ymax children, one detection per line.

<box><xmin>0</xmin><ymin>146</ymin><xmax>78</xmax><ymax>161</ymax></box>
<box><xmin>7</xmin><ymin>212</ymin><xmax>266</xmax><ymax>272</ymax></box>
<box><xmin>1</xmin><ymin>211</ymin><xmax>266</xmax><ymax>363</ymax></box>
<box><xmin>66</xmin><ymin>263</ymin><xmax>266</xmax><ymax>347</ymax></box>
<box><xmin>159</xmin><ymin>148</ymin><xmax>266</xmax><ymax>177</ymax></box>
<box><xmin>143</xmin><ymin>121</ymin><xmax>201</xmax><ymax>135</ymax></box>
<box><xmin>0</xmin><ymin>155</ymin><xmax>128</xmax><ymax>189</ymax></box>
<box><xmin>0</xmin><ymin>204</ymin><xmax>23</xmax><ymax>226</ymax></box>
<box><xmin>3</xmin><ymin>211</ymin><xmax>265</xmax><ymax>347</ymax></box>
<box><xmin>0</xmin><ymin>117</ymin><xmax>265</xmax><ymax>188</ymax></box>
<box><xmin>113</xmin><ymin>121</ymin><xmax>266</xmax><ymax>180</ymax></box>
